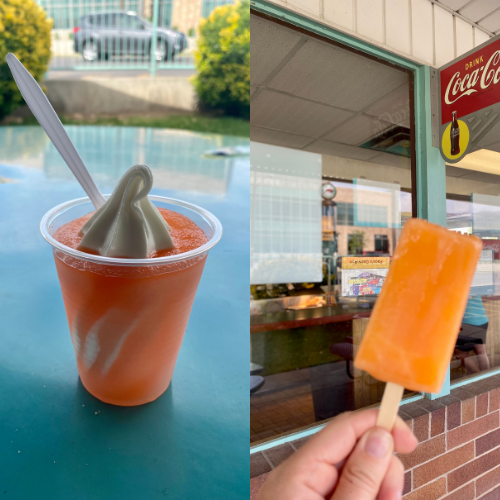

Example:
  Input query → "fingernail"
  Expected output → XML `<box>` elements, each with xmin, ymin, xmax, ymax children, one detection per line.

<box><xmin>364</xmin><ymin>429</ymin><xmax>391</xmax><ymax>458</ymax></box>
<box><xmin>393</xmin><ymin>491</ymin><xmax>402</xmax><ymax>500</ymax></box>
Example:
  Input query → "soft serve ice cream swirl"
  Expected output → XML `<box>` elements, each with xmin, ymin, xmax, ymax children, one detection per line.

<box><xmin>77</xmin><ymin>164</ymin><xmax>174</xmax><ymax>258</ymax></box>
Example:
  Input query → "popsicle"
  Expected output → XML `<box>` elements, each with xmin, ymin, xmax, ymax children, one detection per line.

<box><xmin>354</xmin><ymin>218</ymin><xmax>482</xmax><ymax>430</ymax></box>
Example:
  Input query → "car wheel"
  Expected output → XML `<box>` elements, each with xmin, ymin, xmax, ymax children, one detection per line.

<box><xmin>82</xmin><ymin>40</ymin><xmax>99</xmax><ymax>62</ymax></box>
<box><xmin>153</xmin><ymin>39</ymin><xmax>172</xmax><ymax>61</ymax></box>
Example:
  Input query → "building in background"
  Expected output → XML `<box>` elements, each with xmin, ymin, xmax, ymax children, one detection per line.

<box><xmin>36</xmin><ymin>0</ymin><xmax>231</xmax><ymax>31</ymax></box>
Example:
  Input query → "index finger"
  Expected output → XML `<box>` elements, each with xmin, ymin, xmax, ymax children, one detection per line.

<box><xmin>297</xmin><ymin>409</ymin><xmax>417</xmax><ymax>466</ymax></box>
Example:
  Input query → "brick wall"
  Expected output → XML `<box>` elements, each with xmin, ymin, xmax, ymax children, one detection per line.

<box><xmin>250</xmin><ymin>374</ymin><xmax>500</xmax><ymax>500</ymax></box>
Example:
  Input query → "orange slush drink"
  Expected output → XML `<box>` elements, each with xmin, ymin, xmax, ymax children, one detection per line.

<box><xmin>52</xmin><ymin>207</ymin><xmax>208</xmax><ymax>406</ymax></box>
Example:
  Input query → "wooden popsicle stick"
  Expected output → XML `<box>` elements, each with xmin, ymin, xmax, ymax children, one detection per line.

<box><xmin>376</xmin><ymin>382</ymin><xmax>405</xmax><ymax>431</ymax></box>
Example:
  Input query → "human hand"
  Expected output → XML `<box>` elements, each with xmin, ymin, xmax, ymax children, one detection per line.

<box><xmin>256</xmin><ymin>409</ymin><xmax>418</xmax><ymax>500</ymax></box>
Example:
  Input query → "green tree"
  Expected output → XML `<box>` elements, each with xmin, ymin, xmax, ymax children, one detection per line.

<box><xmin>193</xmin><ymin>0</ymin><xmax>250</xmax><ymax>118</ymax></box>
<box><xmin>348</xmin><ymin>231</ymin><xmax>366</xmax><ymax>255</ymax></box>
<box><xmin>0</xmin><ymin>0</ymin><xmax>52</xmax><ymax>120</ymax></box>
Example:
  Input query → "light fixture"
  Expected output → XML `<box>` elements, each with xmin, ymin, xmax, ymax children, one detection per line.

<box><xmin>451</xmin><ymin>149</ymin><xmax>500</xmax><ymax>175</ymax></box>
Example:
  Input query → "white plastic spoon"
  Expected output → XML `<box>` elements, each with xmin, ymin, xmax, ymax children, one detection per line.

<box><xmin>6</xmin><ymin>53</ymin><xmax>106</xmax><ymax>209</ymax></box>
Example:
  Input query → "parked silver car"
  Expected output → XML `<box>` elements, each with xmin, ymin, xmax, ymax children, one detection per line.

<box><xmin>73</xmin><ymin>11</ymin><xmax>187</xmax><ymax>61</ymax></box>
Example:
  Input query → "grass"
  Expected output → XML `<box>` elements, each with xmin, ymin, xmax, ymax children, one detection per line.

<box><xmin>3</xmin><ymin>113</ymin><xmax>250</xmax><ymax>138</ymax></box>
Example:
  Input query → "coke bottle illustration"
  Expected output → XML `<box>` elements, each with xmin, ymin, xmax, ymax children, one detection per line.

<box><xmin>451</xmin><ymin>111</ymin><xmax>460</xmax><ymax>155</ymax></box>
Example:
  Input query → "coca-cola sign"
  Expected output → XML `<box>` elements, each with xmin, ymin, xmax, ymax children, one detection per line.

<box><xmin>482</xmin><ymin>239</ymin><xmax>500</xmax><ymax>260</ymax></box>
<box><xmin>441</xmin><ymin>45</ymin><xmax>500</xmax><ymax>124</ymax></box>
<box><xmin>439</xmin><ymin>35</ymin><xmax>500</xmax><ymax>163</ymax></box>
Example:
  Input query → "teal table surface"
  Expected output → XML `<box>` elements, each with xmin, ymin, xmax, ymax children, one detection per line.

<box><xmin>0</xmin><ymin>126</ymin><xmax>249</xmax><ymax>499</ymax></box>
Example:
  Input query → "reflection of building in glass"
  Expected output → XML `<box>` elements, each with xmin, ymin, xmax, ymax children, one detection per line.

<box><xmin>331</xmin><ymin>182</ymin><xmax>402</xmax><ymax>256</ymax></box>
<box><xmin>375</xmin><ymin>234</ymin><xmax>389</xmax><ymax>253</ymax></box>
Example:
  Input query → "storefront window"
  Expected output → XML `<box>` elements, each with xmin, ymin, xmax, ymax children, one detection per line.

<box><xmin>447</xmin><ymin>149</ymin><xmax>500</xmax><ymax>383</ymax></box>
<box><xmin>250</xmin><ymin>14</ymin><xmax>414</xmax><ymax>443</ymax></box>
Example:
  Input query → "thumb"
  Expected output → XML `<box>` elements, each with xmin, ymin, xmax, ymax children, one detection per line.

<box><xmin>331</xmin><ymin>427</ymin><xmax>394</xmax><ymax>500</ymax></box>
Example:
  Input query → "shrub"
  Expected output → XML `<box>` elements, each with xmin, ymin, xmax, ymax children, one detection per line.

<box><xmin>193</xmin><ymin>0</ymin><xmax>249</xmax><ymax>118</ymax></box>
<box><xmin>0</xmin><ymin>0</ymin><xmax>52</xmax><ymax>120</ymax></box>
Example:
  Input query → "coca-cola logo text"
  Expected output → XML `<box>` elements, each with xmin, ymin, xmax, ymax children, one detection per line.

<box><xmin>444</xmin><ymin>51</ymin><xmax>500</xmax><ymax>105</ymax></box>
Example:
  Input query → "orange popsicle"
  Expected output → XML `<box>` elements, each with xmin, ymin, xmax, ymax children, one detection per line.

<box><xmin>354</xmin><ymin>218</ymin><xmax>482</xmax><ymax>395</ymax></box>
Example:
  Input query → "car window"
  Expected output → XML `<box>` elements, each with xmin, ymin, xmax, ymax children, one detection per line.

<box><xmin>118</xmin><ymin>14</ymin><xmax>143</xmax><ymax>29</ymax></box>
<box><xmin>113</xmin><ymin>14</ymin><xmax>127</xmax><ymax>28</ymax></box>
<box><xmin>90</xmin><ymin>13</ymin><xmax>117</xmax><ymax>28</ymax></box>
<box><xmin>133</xmin><ymin>17</ymin><xmax>145</xmax><ymax>29</ymax></box>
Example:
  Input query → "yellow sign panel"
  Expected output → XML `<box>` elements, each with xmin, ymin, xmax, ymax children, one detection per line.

<box><xmin>342</xmin><ymin>257</ymin><xmax>390</xmax><ymax>269</ymax></box>
<box><xmin>441</xmin><ymin>120</ymin><xmax>470</xmax><ymax>161</ymax></box>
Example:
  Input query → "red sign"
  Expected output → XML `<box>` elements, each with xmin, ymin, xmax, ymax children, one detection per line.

<box><xmin>482</xmin><ymin>239</ymin><xmax>500</xmax><ymax>260</ymax></box>
<box><xmin>441</xmin><ymin>37</ymin><xmax>500</xmax><ymax>125</ymax></box>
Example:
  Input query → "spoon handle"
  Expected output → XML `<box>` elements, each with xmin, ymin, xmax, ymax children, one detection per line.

<box><xmin>6</xmin><ymin>53</ymin><xmax>106</xmax><ymax>209</ymax></box>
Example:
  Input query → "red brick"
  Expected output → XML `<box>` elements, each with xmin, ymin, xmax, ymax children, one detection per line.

<box><xmin>263</xmin><ymin>443</ymin><xmax>295</xmax><ymax>468</ymax></box>
<box><xmin>462</xmin><ymin>398</ymin><xmax>475</xmax><ymax>424</ymax></box>
<box><xmin>483</xmin><ymin>374</ymin><xmax>500</xmax><ymax>391</ymax></box>
<box><xmin>448</xmin><ymin>401</ymin><xmax>461</xmax><ymax>430</ymax></box>
<box><xmin>399</xmin><ymin>409</ymin><xmax>413</xmax><ymax>431</ymax></box>
<box><xmin>481</xmin><ymin>485</ymin><xmax>500</xmax><ymax>500</ymax></box>
<box><xmin>291</xmin><ymin>436</ymin><xmax>311</xmax><ymax>449</ymax></box>
<box><xmin>448</xmin><ymin>411</ymin><xmax>499</xmax><ymax>449</ymax></box>
<box><xmin>413</xmin><ymin>414</ymin><xmax>429</xmax><ymax>442</ymax></box>
<box><xmin>398</xmin><ymin>435</ymin><xmax>446</xmax><ymax>470</ymax></box>
<box><xmin>490</xmin><ymin>388</ymin><xmax>500</xmax><ymax>412</ymax></box>
<box><xmin>451</xmin><ymin>388</ymin><xmax>475</xmax><ymax>401</ymax></box>
<box><xmin>404</xmin><ymin>478</ymin><xmax>446</xmax><ymax>500</ymax></box>
<box><xmin>250</xmin><ymin>473</ymin><xmax>269</xmax><ymax>500</ymax></box>
<box><xmin>404</xmin><ymin>471</ymin><xmax>411</xmax><ymax>495</ymax></box>
<box><xmin>440</xmin><ymin>482</ymin><xmax>474</xmax><ymax>500</ymax></box>
<box><xmin>403</xmin><ymin>403</ymin><xmax>428</xmax><ymax>419</ymax></box>
<box><xmin>477</xmin><ymin>428</ymin><xmax>500</xmax><ymax>456</ymax></box>
<box><xmin>477</xmin><ymin>464</ymin><xmax>500</xmax><ymax>496</ymax></box>
<box><xmin>250</xmin><ymin>452</ymin><xmax>272</xmax><ymax>478</ymax></box>
<box><xmin>477</xmin><ymin>392</ymin><xmax>489</xmax><ymax>418</ymax></box>
<box><xmin>431</xmin><ymin>407</ymin><xmax>445</xmax><ymax>437</ymax></box>
<box><xmin>448</xmin><ymin>448</ymin><xmax>500</xmax><ymax>491</ymax></box>
<box><xmin>413</xmin><ymin>443</ymin><xmax>474</xmax><ymax>488</ymax></box>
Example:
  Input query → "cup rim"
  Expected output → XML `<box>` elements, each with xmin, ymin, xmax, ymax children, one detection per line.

<box><xmin>40</xmin><ymin>195</ymin><xmax>223</xmax><ymax>267</ymax></box>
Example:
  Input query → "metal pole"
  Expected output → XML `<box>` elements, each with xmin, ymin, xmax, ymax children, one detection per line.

<box><xmin>323</xmin><ymin>256</ymin><xmax>333</xmax><ymax>306</ymax></box>
<box><xmin>69</xmin><ymin>1</ymin><xmax>74</xmax><ymax>31</ymax></box>
<box><xmin>326</xmin><ymin>259</ymin><xmax>331</xmax><ymax>306</ymax></box>
<box><xmin>150</xmin><ymin>0</ymin><xmax>159</xmax><ymax>77</ymax></box>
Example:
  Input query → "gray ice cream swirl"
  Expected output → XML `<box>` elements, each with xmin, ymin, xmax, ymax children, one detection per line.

<box><xmin>77</xmin><ymin>164</ymin><xmax>174</xmax><ymax>258</ymax></box>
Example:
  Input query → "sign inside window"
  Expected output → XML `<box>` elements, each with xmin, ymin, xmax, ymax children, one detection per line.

<box><xmin>341</xmin><ymin>257</ymin><xmax>390</xmax><ymax>297</ymax></box>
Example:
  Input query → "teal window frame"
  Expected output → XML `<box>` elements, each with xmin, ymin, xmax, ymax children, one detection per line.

<box><xmin>250</xmin><ymin>0</ymin><xmax>500</xmax><ymax>454</ymax></box>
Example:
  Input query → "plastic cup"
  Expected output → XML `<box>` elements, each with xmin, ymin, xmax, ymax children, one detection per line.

<box><xmin>40</xmin><ymin>195</ymin><xmax>222</xmax><ymax>406</ymax></box>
